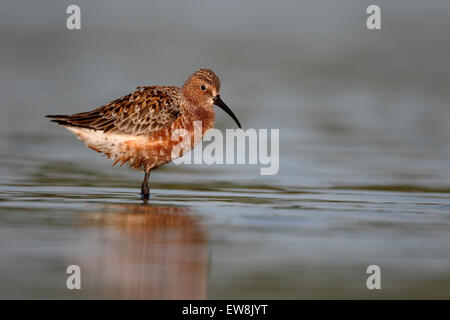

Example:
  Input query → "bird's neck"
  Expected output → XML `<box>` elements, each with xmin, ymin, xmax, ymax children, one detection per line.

<box><xmin>184</xmin><ymin>104</ymin><xmax>215</xmax><ymax>133</ymax></box>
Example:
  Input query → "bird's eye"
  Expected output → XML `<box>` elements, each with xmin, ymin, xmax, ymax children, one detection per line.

<box><xmin>200</xmin><ymin>85</ymin><xmax>207</xmax><ymax>91</ymax></box>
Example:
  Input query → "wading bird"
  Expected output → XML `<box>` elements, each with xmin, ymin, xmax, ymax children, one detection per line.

<box><xmin>46</xmin><ymin>69</ymin><xmax>241</xmax><ymax>200</ymax></box>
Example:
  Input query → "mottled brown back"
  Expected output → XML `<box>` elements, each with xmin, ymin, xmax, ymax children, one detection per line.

<box><xmin>47</xmin><ymin>86</ymin><xmax>182</xmax><ymax>135</ymax></box>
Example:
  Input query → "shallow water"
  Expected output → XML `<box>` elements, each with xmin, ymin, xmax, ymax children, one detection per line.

<box><xmin>1</xmin><ymin>0</ymin><xmax>450</xmax><ymax>299</ymax></box>
<box><xmin>1</xmin><ymin>145</ymin><xmax>450</xmax><ymax>299</ymax></box>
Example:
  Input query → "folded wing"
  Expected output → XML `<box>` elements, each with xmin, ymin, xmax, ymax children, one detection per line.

<box><xmin>46</xmin><ymin>86</ymin><xmax>182</xmax><ymax>136</ymax></box>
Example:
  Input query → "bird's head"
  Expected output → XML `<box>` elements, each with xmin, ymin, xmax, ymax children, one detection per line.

<box><xmin>182</xmin><ymin>68</ymin><xmax>241</xmax><ymax>128</ymax></box>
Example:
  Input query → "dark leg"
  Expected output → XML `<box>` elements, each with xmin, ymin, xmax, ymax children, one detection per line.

<box><xmin>141</xmin><ymin>170</ymin><xmax>150</xmax><ymax>201</ymax></box>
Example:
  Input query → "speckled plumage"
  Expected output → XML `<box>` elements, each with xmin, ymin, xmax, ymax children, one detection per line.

<box><xmin>46</xmin><ymin>68</ymin><xmax>241</xmax><ymax>199</ymax></box>
<box><xmin>57</xmin><ymin>86</ymin><xmax>183</xmax><ymax>136</ymax></box>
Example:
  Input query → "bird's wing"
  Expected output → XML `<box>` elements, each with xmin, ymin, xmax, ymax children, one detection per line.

<box><xmin>47</xmin><ymin>86</ymin><xmax>182</xmax><ymax>135</ymax></box>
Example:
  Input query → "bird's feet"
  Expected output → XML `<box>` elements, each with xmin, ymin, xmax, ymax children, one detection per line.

<box><xmin>140</xmin><ymin>190</ymin><xmax>150</xmax><ymax>205</ymax></box>
<box><xmin>140</xmin><ymin>170</ymin><xmax>151</xmax><ymax>204</ymax></box>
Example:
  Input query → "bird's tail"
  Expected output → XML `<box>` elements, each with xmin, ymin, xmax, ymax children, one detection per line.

<box><xmin>45</xmin><ymin>114</ymin><xmax>73</xmax><ymax>126</ymax></box>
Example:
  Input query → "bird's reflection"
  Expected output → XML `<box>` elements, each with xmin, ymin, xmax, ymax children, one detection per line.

<box><xmin>79</xmin><ymin>204</ymin><xmax>208</xmax><ymax>299</ymax></box>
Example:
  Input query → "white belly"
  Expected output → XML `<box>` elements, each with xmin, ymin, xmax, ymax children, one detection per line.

<box><xmin>66</xmin><ymin>127</ymin><xmax>143</xmax><ymax>158</ymax></box>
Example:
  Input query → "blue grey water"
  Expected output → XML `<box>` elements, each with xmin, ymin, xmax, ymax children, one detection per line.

<box><xmin>0</xmin><ymin>0</ymin><xmax>450</xmax><ymax>298</ymax></box>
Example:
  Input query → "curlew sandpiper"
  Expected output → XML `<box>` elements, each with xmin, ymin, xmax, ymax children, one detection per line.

<box><xmin>46</xmin><ymin>68</ymin><xmax>241</xmax><ymax>200</ymax></box>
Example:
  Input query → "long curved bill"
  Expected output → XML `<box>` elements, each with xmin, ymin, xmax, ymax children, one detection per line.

<box><xmin>213</xmin><ymin>95</ymin><xmax>242</xmax><ymax>129</ymax></box>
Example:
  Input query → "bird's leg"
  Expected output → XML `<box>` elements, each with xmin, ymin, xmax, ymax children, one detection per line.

<box><xmin>141</xmin><ymin>170</ymin><xmax>150</xmax><ymax>201</ymax></box>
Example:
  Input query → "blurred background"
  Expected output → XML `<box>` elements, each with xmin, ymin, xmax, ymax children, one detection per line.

<box><xmin>0</xmin><ymin>0</ymin><xmax>449</xmax><ymax>298</ymax></box>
